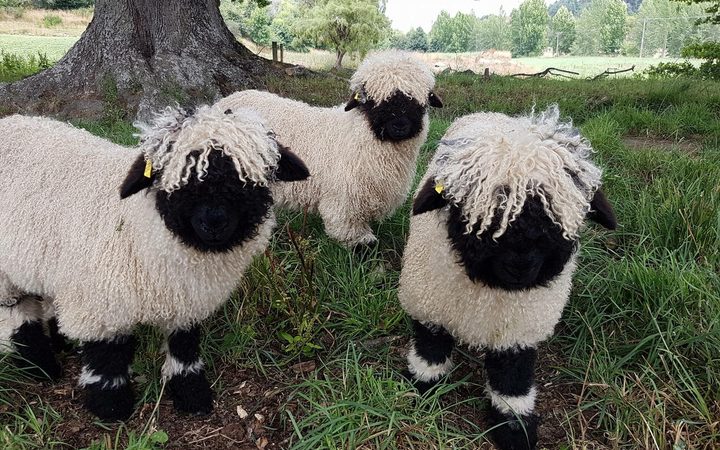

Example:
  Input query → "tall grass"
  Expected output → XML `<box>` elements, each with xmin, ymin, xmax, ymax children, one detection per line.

<box><xmin>0</xmin><ymin>48</ymin><xmax>49</xmax><ymax>82</ymax></box>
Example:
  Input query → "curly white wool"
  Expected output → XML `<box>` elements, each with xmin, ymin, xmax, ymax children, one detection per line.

<box><xmin>432</xmin><ymin>105</ymin><xmax>601</xmax><ymax>240</ymax></box>
<box><xmin>0</xmin><ymin>114</ymin><xmax>277</xmax><ymax>342</ymax></box>
<box><xmin>135</xmin><ymin>106</ymin><xmax>280</xmax><ymax>192</ymax></box>
<box><xmin>213</xmin><ymin>52</ymin><xmax>437</xmax><ymax>246</ymax></box>
<box><xmin>350</xmin><ymin>49</ymin><xmax>436</xmax><ymax>105</ymax></box>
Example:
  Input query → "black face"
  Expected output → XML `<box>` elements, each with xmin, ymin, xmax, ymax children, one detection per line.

<box><xmin>447</xmin><ymin>196</ymin><xmax>577</xmax><ymax>291</ymax></box>
<box><xmin>359</xmin><ymin>92</ymin><xmax>427</xmax><ymax>142</ymax></box>
<box><xmin>156</xmin><ymin>151</ymin><xmax>273</xmax><ymax>253</ymax></box>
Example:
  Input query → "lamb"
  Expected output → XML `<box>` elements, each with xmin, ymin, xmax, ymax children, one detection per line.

<box><xmin>213</xmin><ymin>50</ymin><xmax>443</xmax><ymax>247</ymax></box>
<box><xmin>398</xmin><ymin>106</ymin><xmax>617</xmax><ymax>450</ymax></box>
<box><xmin>0</xmin><ymin>106</ymin><xmax>309</xmax><ymax>422</ymax></box>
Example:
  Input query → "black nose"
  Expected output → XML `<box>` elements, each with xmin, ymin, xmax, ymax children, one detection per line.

<box><xmin>389</xmin><ymin>118</ymin><xmax>411</xmax><ymax>135</ymax></box>
<box><xmin>203</xmin><ymin>208</ymin><xmax>229</xmax><ymax>233</ymax></box>
<box><xmin>494</xmin><ymin>252</ymin><xmax>543</xmax><ymax>288</ymax></box>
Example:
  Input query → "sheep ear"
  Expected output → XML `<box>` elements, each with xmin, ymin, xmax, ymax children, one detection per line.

<box><xmin>120</xmin><ymin>154</ymin><xmax>155</xmax><ymax>199</ymax></box>
<box><xmin>276</xmin><ymin>144</ymin><xmax>310</xmax><ymax>182</ymax></box>
<box><xmin>428</xmin><ymin>91</ymin><xmax>444</xmax><ymax>108</ymax></box>
<box><xmin>413</xmin><ymin>177</ymin><xmax>448</xmax><ymax>215</ymax></box>
<box><xmin>345</xmin><ymin>93</ymin><xmax>361</xmax><ymax>111</ymax></box>
<box><xmin>588</xmin><ymin>188</ymin><xmax>617</xmax><ymax>230</ymax></box>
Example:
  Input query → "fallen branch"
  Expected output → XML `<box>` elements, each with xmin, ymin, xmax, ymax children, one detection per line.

<box><xmin>510</xmin><ymin>67</ymin><xmax>580</xmax><ymax>78</ymax></box>
<box><xmin>590</xmin><ymin>65</ymin><xmax>635</xmax><ymax>80</ymax></box>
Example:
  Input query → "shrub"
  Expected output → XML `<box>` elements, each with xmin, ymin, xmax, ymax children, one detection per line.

<box><xmin>42</xmin><ymin>13</ymin><xmax>62</xmax><ymax>27</ymax></box>
<box><xmin>0</xmin><ymin>50</ymin><xmax>50</xmax><ymax>83</ymax></box>
<box><xmin>644</xmin><ymin>61</ymin><xmax>699</xmax><ymax>79</ymax></box>
<box><xmin>32</xmin><ymin>0</ymin><xmax>94</xmax><ymax>9</ymax></box>
<box><xmin>682</xmin><ymin>41</ymin><xmax>720</xmax><ymax>80</ymax></box>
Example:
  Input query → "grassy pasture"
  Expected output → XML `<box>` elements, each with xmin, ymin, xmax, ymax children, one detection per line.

<box><xmin>1</xmin><ymin>42</ymin><xmax>719</xmax><ymax>450</ymax></box>
<box><xmin>0</xmin><ymin>34</ymin><xmax>77</xmax><ymax>61</ymax></box>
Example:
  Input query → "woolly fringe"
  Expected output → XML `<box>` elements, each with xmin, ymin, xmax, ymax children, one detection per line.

<box><xmin>350</xmin><ymin>50</ymin><xmax>435</xmax><ymax>105</ymax></box>
<box><xmin>433</xmin><ymin>105</ymin><xmax>602</xmax><ymax>240</ymax></box>
<box><xmin>135</xmin><ymin>106</ymin><xmax>281</xmax><ymax>193</ymax></box>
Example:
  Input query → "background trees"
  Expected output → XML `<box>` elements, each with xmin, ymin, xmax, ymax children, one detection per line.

<box><xmin>550</xmin><ymin>5</ymin><xmax>577</xmax><ymax>54</ymax></box>
<box><xmin>510</xmin><ymin>0</ymin><xmax>550</xmax><ymax>56</ymax></box>
<box><xmin>298</xmin><ymin>0</ymin><xmax>388</xmax><ymax>69</ymax></box>
<box><xmin>573</xmin><ymin>0</ymin><xmax>628</xmax><ymax>54</ymax></box>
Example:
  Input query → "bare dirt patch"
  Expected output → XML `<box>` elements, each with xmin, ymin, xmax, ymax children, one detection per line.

<box><xmin>622</xmin><ymin>135</ymin><xmax>703</xmax><ymax>156</ymax></box>
<box><xmin>5</xmin><ymin>354</ymin><xmax>296</xmax><ymax>449</ymax></box>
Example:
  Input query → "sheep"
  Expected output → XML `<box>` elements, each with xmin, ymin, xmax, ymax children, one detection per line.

<box><xmin>0</xmin><ymin>106</ymin><xmax>309</xmax><ymax>422</ymax></box>
<box><xmin>398</xmin><ymin>106</ymin><xmax>617</xmax><ymax>450</ymax></box>
<box><xmin>213</xmin><ymin>50</ymin><xmax>443</xmax><ymax>248</ymax></box>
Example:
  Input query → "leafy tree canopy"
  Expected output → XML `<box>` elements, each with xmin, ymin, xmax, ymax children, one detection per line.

<box><xmin>299</xmin><ymin>0</ymin><xmax>389</xmax><ymax>68</ymax></box>
<box><xmin>510</xmin><ymin>0</ymin><xmax>549</xmax><ymax>56</ymax></box>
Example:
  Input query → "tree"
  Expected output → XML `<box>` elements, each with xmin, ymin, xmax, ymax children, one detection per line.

<box><xmin>405</xmin><ymin>27</ymin><xmax>429</xmax><ymax>52</ymax></box>
<box><xmin>270</xmin><ymin>0</ymin><xmax>310</xmax><ymax>51</ymax></box>
<box><xmin>624</xmin><ymin>0</ymin><xmax>643</xmax><ymax>13</ymax></box>
<box><xmin>573</xmin><ymin>0</ymin><xmax>628</xmax><ymax>55</ymax></box>
<box><xmin>550</xmin><ymin>5</ymin><xmax>576</xmax><ymax>54</ymax></box>
<box><xmin>477</xmin><ymin>13</ymin><xmax>512</xmax><ymax>51</ymax></box>
<box><xmin>0</xmin><ymin>0</ymin><xmax>274</xmax><ymax>119</ymax></box>
<box><xmin>674</xmin><ymin>0</ymin><xmax>720</xmax><ymax>23</ymax></box>
<box><xmin>629</xmin><ymin>0</ymin><xmax>716</xmax><ymax>56</ymax></box>
<box><xmin>299</xmin><ymin>0</ymin><xmax>389</xmax><ymax>69</ymax></box>
<box><xmin>510</xmin><ymin>0</ymin><xmax>550</xmax><ymax>57</ymax></box>
<box><xmin>548</xmin><ymin>0</ymin><xmax>587</xmax><ymax>19</ymax></box>
<box><xmin>429</xmin><ymin>10</ymin><xmax>482</xmax><ymax>53</ymax></box>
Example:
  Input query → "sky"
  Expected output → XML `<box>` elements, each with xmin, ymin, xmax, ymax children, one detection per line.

<box><xmin>385</xmin><ymin>0</ymin><xmax>550</xmax><ymax>32</ymax></box>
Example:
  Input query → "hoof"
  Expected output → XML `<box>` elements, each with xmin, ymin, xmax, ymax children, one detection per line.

<box><xmin>168</xmin><ymin>371</ymin><xmax>213</xmax><ymax>416</ymax></box>
<box><xmin>487</xmin><ymin>409</ymin><xmax>539</xmax><ymax>450</ymax></box>
<box><xmin>84</xmin><ymin>383</ymin><xmax>135</xmax><ymax>422</ymax></box>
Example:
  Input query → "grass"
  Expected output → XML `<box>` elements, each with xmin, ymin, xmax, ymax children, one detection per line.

<box><xmin>517</xmin><ymin>55</ymin><xmax>705</xmax><ymax>78</ymax></box>
<box><xmin>1</xmin><ymin>53</ymin><xmax>719</xmax><ymax>448</ymax></box>
<box><xmin>0</xmin><ymin>34</ymin><xmax>77</xmax><ymax>61</ymax></box>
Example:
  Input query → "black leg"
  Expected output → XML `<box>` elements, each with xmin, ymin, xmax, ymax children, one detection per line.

<box><xmin>11</xmin><ymin>320</ymin><xmax>62</xmax><ymax>381</ymax></box>
<box><xmin>80</xmin><ymin>335</ymin><xmax>136</xmax><ymax>422</ymax></box>
<box><xmin>164</xmin><ymin>325</ymin><xmax>213</xmax><ymax>415</ymax></box>
<box><xmin>484</xmin><ymin>346</ymin><xmax>539</xmax><ymax>450</ymax></box>
<box><xmin>47</xmin><ymin>317</ymin><xmax>73</xmax><ymax>353</ymax></box>
<box><xmin>404</xmin><ymin>320</ymin><xmax>454</xmax><ymax>394</ymax></box>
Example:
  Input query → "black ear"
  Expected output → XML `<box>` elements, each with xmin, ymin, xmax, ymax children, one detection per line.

<box><xmin>588</xmin><ymin>188</ymin><xmax>617</xmax><ymax>230</ymax></box>
<box><xmin>344</xmin><ymin>93</ymin><xmax>361</xmax><ymax>111</ymax></box>
<box><xmin>413</xmin><ymin>177</ymin><xmax>448</xmax><ymax>215</ymax></box>
<box><xmin>120</xmin><ymin>154</ymin><xmax>155</xmax><ymax>199</ymax></box>
<box><xmin>276</xmin><ymin>144</ymin><xmax>310</xmax><ymax>182</ymax></box>
<box><xmin>428</xmin><ymin>91</ymin><xmax>443</xmax><ymax>108</ymax></box>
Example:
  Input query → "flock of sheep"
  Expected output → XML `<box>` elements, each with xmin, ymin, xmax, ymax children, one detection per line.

<box><xmin>0</xmin><ymin>50</ymin><xmax>616</xmax><ymax>450</ymax></box>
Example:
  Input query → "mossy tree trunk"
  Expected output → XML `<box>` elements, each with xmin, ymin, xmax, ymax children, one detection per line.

<box><xmin>0</xmin><ymin>0</ymin><xmax>277</xmax><ymax>119</ymax></box>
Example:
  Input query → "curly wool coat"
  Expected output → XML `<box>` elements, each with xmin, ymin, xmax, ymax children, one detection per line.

<box><xmin>399</xmin><ymin>107</ymin><xmax>605</xmax><ymax>350</ymax></box>
<box><xmin>0</xmin><ymin>114</ymin><xmax>277</xmax><ymax>343</ymax></box>
<box><xmin>213</xmin><ymin>51</ymin><xmax>437</xmax><ymax>246</ymax></box>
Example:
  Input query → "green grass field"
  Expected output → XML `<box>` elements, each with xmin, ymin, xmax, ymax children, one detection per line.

<box><xmin>517</xmin><ymin>55</ymin><xmax>701</xmax><ymax>78</ymax></box>
<box><xmin>0</xmin><ymin>34</ymin><xmax>77</xmax><ymax>61</ymax></box>
<box><xmin>1</xmin><ymin>54</ymin><xmax>720</xmax><ymax>449</ymax></box>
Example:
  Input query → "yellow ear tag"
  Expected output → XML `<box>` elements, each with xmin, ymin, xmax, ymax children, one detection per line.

<box><xmin>143</xmin><ymin>160</ymin><xmax>153</xmax><ymax>178</ymax></box>
<box><xmin>354</xmin><ymin>92</ymin><xmax>361</xmax><ymax>101</ymax></box>
<box><xmin>434</xmin><ymin>183</ymin><xmax>444</xmax><ymax>194</ymax></box>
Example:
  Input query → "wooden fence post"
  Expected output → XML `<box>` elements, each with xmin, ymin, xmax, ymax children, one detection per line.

<box><xmin>280</xmin><ymin>44</ymin><xmax>284</xmax><ymax>63</ymax></box>
<box><xmin>272</xmin><ymin>41</ymin><xmax>278</xmax><ymax>62</ymax></box>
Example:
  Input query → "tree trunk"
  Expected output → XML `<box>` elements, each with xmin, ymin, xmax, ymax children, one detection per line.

<box><xmin>334</xmin><ymin>50</ymin><xmax>345</xmax><ymax>70</ymax></box>
<box><xmin>0</xmin><ymin>0</ymin><xmax>279</xmax><ymax>119</ymax></box>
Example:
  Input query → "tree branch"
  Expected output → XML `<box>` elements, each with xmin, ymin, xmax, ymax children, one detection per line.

<box><xmin>510</xmin><ymin>67</ymin><xmax>580</xmax><ymax>78</ymax></box>
<box><xmin>589</xmin><ymin>65</ymin><xmax>635</xmax><ymax>80</ymax></box>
